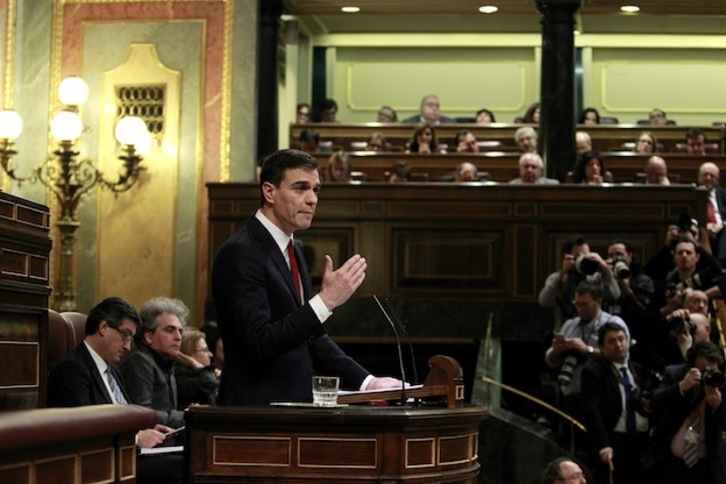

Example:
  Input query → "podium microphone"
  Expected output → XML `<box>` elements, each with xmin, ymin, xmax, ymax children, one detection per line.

<box><xmin>373</xmin><ymin>295</ymin><xmax>407</xmax><ymax>405</ymax></box>
<box><xmin>382</xmin><ymin>297</ymin><xmax>419</xmax><ymax>385</ymax></box>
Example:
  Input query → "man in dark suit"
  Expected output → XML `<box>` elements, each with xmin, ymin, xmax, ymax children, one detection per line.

<box><xmin>47</xmin><ymin>297</ymin><xmax>182</xmax><ymax>484</ymax></box>
<box><xmin>698</xmin><ymin>161</ymin><xmax>726</xmax><ymax>263</ymax></box>
<box><xmin>580</xmin><ymin>322</ymin><xmax>654</xmax><ymax>484</ymax></box>
<box><xmin>402</xmin><ymin>94</ymin><xmax>455</xmax><ymax>124</ymax></box>
<box><xmin>651</xmin><ymin>341</ymin><xmax>726</xmax><ymax>484</ymax></box>
<box><xmin>212</xmin><ymin>149</ymin><xmax>401</xmax><ymax>405</ymax></box>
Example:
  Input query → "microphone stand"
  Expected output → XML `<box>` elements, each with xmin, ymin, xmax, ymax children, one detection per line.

<box><xmin>373</xmin><ymin>295</ymin><xmax>407</xmax><ymax>405</ymax></box>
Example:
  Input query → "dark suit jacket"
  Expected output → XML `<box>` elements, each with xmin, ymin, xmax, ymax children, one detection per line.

<box><xmin>580</xmin><ymin>356</ymin><xmax>652</xmax><ymax>455</ymax></box>
<box><xmin>47</xmin><ymin>341</ymin><xmax>128</xmax><ymax>407</ymax></box>
<box><xmin>402</xmin><ymin>114</ymin><xmax>455</xmax><ymax>124</ymax></box>
<box><xmin>651</xmin><ymin>363</ymin><xmax>726</xmax><ymax>483</ymax></box>
<box><xmin>713</xmin><ymin>187</ymin><xmax>726</xmax><ymax>261</ymax></box>
<box><xmin>211</xmin><ymin>215</ymin><xmax>369</xmax><ymax>405</ymax></box>
<box><xmin>119</xmin><ymin>343</ymin><xmax>185</xmax><ymax>428</ymax></box>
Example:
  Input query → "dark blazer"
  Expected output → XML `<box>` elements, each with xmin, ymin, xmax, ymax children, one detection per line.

<box><xmin>119</xmin><ymin>343</ymin><xmax>185</xmax><ymax>428</ymax></box>
<box><xmin>713</xmin><ymin>187</ymin><xmax>726</xmax><ymax>261</ymax></box>
<box><xmin>651</xmin><ymin>363</ymin><xmax>726</xmax><ymax>484</ymax></box>
<box><xmin>580</xmin><ymin>356</ymin><xmax>652</xmax><ymax>454</ymax></box>
<box><xmin>211</xmin><ymin>215</ymin><xmax>369</xmax><ymax>405</ymax></box>
<box><xmin>47</xmin><ymin>341</ymin><xmax>128</xmax><ymax>407</ymax></box>
<box><xmin>402</xmin><ymin>114</ymin><xmax>455</xmax><ymax>124</ymax></box>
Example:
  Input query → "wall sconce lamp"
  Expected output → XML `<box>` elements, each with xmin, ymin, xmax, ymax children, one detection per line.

<box><xmin>0</xmin><ymin>76</ymin><xmax>151</xmax><ymax>311</ymax></box>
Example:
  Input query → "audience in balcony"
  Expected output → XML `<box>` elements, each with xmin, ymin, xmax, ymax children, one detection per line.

<box><xmin>635</xmin><ymin>131</ymin><xmax>657</xmax><ymax>154</ymax></box>
<box><xmin>515</xmin><ymin>126</ymin><xmax>538</xmax><ymax>153</ymax></box>
<box><xmin>648</xmin><ymin>108</ymin><xmax>670</xmax><ymax>125</ymax></box>
<box><xmin>323</xmin><ymin>151</ymin><xmax>353</xmax><ymax>182</ymax></box>
<box><xmin>573</xmin><ymin>151</ymin><xmax>606</xmax><ymax>184</ymax></box>
<box><xmin>366</xmin><ymin>131</ymin><xmax>387</xmax><ymax>151</ymax></box>
<box><xmin>576</xmin><ymin>131</ymin><xmax>592</xmax><ymax>156</ymax></box>
<box><xmin>453</xmin><ymin>161</ymin><xmax>479</xmax><ymax>182</ymax></box>
<box><xmin>316</xmin><ymin>98</ymin><xmax>339</xmax><ymax>123</ymax></box>
<box><xmin>509</xmin><ymin>153</ymin><xmax>559</xmax><ymax>185</ymax></box>
<box><xmin>455</xmin><ymin>129</ymin><xmax>479</xmax><ymax>153</ymax></box>
<box><xmin>406</xmin><ymin>123</ymin><xmax>446</xmax><ymax>154</ymax></box>
<box><xmin>644</xmin><ymin>156</ymin><xmax>670</xmax><ymax>185</ymax></box>
<box><xmin>685</xmin><ymin>128</ymin><xmax>707</xmax><ymax>155</ymax></box>
<box><xmin>377</xmin><ymin>105</ymin><xmax>398</xmax><ymax>123</ymax></box>
<box><xmin>403</xmin><ymin>94</ymin><xmax>454</xmax><ymax>125</ymax></box>
<box><xmin>295</xmin><ymin>102</ymin><xmax>311</xmax><ymax>124</ymax></box>
<box><xmin>475</xmin><ymin>108</ymin><xmax>496</xmax><ymax>124</ymax></box>
<box><xmin>578</xmin><ymin>107</ymin><xmax>600</xmax><ymax>125</ymax></box>
<box><xmin>522</xmin><ymin>102</ymin><xmax>540</xmax><ymax>124</ymax></box>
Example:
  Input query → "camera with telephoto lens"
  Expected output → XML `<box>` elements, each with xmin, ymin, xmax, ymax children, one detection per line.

<box><xmin>664</xmin><ymin>269</ymin><xmax>714</xmax><ymax>299</ymax></box>
<box><xmin>557</xmin><ymin>353</ymin><xmax>578</xmax><ymax>387</ymax></box>
<box><xmin>670</xmin><ymin>316</ymin><xmax>696</xmax><ymax>335</ymax></box>
<box><xmin>703</xmin><ymin>366</ymin><xmax>726</xmax><ymax>387</ymax></box>
<box><xmin>612</xmin><ymin>257</ymin><xmax>631</xmax><ymax>279</ymax></box>
<box><xmin>574</xmin><ymin>252</ymin><xmax>599</xmax><ymax>276</ymax></box>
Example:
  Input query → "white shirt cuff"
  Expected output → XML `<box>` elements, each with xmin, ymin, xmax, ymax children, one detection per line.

<box><xmin>310</xmin><ymin>294</ymin><xmax>332</xmax><ymax>323</ymax></box>
<box><xmin>360</xmin><ymin>374</ymin><xmax>375</xmax><ymax>391</ymax></box>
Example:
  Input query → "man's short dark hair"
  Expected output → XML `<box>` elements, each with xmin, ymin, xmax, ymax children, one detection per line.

<box><xmin>686</xmin><ymin>341</ymin><xmax>724</xmax><ymax>367</ymax></box>
<box><xmin>542</xmin><ymin>457</ymin><xmax>579</xmax><ymax>483</ymax></box>
<box><xmin>598</xmin><ymin>321</ymin><xmax>626</xmax><ymax>347</ymax></box>
<box><xmin>456</xmin><ymin>129</ymin><xmax>473</xmax><ymax>144</ymax></box>
<box><xmin>686</xmin><ymin>128</ymin><xmax>706</xmax><ymax>141</ymax></box>
<box><xmin>575</xmin><ymin>280</ymin><xmax>603</xmax><ymax>301</ymax></box>
<box><xmin>562</xmin><ymin>236</ymin><xmax>587</xmax><ymax>256</ymax></box>
<box><xmin>85</xmin><ymin>297</ymin><xmax>140</xmax><ymax>336</ymax></box>
<box><xmin>258</xmin><ymin>149</ymin><xmax>319</xmax><ymax>206</ymax></box>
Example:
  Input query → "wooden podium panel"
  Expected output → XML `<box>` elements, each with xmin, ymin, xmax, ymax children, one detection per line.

<box><xmin>185</xmin><ymin>405</ymin><xmax>487</xmax><ymax>483</ymax></box>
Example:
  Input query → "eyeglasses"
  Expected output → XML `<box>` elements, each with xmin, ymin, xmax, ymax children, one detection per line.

<box><xmin>112</xmin><ymin>327</ymin><xmax>135</xmax><ymax>342</ymax></box>
<box><xmin>572</xmin><ymin>300</ymin><xmax>595</xmax><ymax>308</ymax></box>
<box><xmin>194</xmin><ymin>347</ymin><xmax>212</xmax><ymax>354</ymax></box>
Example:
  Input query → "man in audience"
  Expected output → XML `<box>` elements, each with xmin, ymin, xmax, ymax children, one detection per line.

<box><xmin>648</xmin><ymin>108</ymin><xmax>669</xmax><ymax>125</ymax></box>
<box><xmin>541</xmin><ymin>456</ymin><xmax>588</xmax><ymax>484</ymax></box>
<box><xmin>295</xmin><ymin>102</ymin><xmax>310</xmax><ymax>124</ymax></box>
<box><xmin>455</xmin><ymin>129</ymin><xmax>479</xmax><ymax>153</ymax></box>
<box><xmin>509</xmin><ymin>152</ymin><xmax>559</xmax><ymax>185</ymax></box>
<box><xmin>453</xmin><ymin>161</ymin><xmax>479</xmax><ymax>182</ymax></box>
<box><xmin>47</xmin><ymin>297</ymin><xmax>182</xmax><ymax>484</ymax></box>
<box><xmin>515</xmin><ymin>126</ymin><xmax>538</xmax><ymax>153</ymax></box>
<box><xmin>317</xmin><ymin>98</ymin><xmax>339</xmax><ymax>122</ymax></box>
<box><xmin>211</xmin><ymin>149</ymin><xmax>401</xmax><ymax>405</ymax></box>
<box><xmin>576</xmin><ymin>131</ymin><xmax>592</xmax><ymax>156</ymax></box>
<box><xmin>686</xmin><ymin>128</ymin><xmax>707</xmax><ymax>155</ymax></box>
<box><xmin>651</xmin><ymin>342</ymin><xmax>726</xmax><ymax>484</ymax></box>
<box><xmin>403</xmin><ymin>94</ymin><xmax>454</xmax><ymax>124</ymax></box>
<box><xmin>697</xmin><ymin>162</ymin><xmax>726</xmax><ymax>262</ymax></box>
<box><xmin>580</xmin><ymin>322</ymin><xmax>653</xmax><ymax>484</ymax></box>
<box><xmin>644</xmin><ymin>156</ymin><xmax>670</xmax><ymax>185</ymax></box>
<box><xmin>119</xmin><ymin>297</ymin><xmax>189</xmax><ymax>430</ymax></box>
<box><xmin>298</xmin><ymin>128</ymin><xmax>320</xmax><ymax>154</ymax></box>
<box><xmin>539</xmin><ymin>236</ymin><xmax>620</xmax><ymax>325</ymax></box>
<box><xmin>377</xmin><ymin>105</ymin><xmax>397</xmax><ymax>123</ymax></box>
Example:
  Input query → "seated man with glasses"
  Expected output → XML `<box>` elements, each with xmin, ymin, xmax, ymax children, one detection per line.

<box><xmin>47</xmin><ymin>297</ymin><xmax>182</xmax><ymax>484</ymax></box>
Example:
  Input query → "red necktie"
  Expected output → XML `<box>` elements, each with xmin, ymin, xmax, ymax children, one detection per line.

<box><xmin>287</xmin><ymin>240</ymin><xmax>301</xmax><ymax>302</ymax></box>
<box><xmin>707</xmin><ymin>199</ymin><xmax>717</xmax><ymax>224</ymax></box>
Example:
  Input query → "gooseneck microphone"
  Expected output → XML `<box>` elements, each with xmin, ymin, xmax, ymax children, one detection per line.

<box><xmin>383</xmin><ymin>297</ymin><xmax>419</xmax><ymax>386</ymax></box>
<box><xmin>373</xmin><ymin>295</ymin><xmax>407</xmax><ymax>405</ymax></box>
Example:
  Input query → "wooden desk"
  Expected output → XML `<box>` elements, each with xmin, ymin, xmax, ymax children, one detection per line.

<box><xmin>0</xmin><ymin>192</ymin><xmax>51</xmax><ymax>409</ymax></box>
<box><xmin>291</xmin><ymin>123</ymin><xmax>725</xmax><ymax>155</ymax></box>
<box><xmin>185</xmin><ymin>404</ymin><xmax>487</xmax><ymax>483</ymax></box>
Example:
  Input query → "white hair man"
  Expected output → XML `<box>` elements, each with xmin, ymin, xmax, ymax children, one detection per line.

<box><xmin>509</xmin><ymin>152</ymin><xmax>559</xmax><ymax>185</ymax></box>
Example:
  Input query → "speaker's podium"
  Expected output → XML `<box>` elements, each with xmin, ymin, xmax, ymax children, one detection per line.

<box><xmin>185</xmin><ymin>355</ymin><xmax>487</xmax><ymax>483</ymax></box>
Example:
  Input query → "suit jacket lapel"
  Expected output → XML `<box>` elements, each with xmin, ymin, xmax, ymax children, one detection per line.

<box><xmin>78</xmin><ymin>342</ymin><xmax>114</xmax><ymax>404</ymax></box>
<box><xmin>249</xmin><ymin>216</ymin><xmax>303</xmax><ymax>305</ymax></box>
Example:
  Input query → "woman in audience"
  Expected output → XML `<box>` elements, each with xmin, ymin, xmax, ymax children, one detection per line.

<box><xmin>406</xmin><ymin>123</ymin><xmax>446</xmax><ymax>154</ymax></box>
<box><xmin>523</xmin><ymin>102</ymin><xmax>540</xmax><ymax>124</ymax></box>
<box><xmin>573</xmin><ymin>150</ymin><xmax>606</xmax><ymax>184</ymax></box>
<box><xmin>175</xmin><ymin>329</ymin><xmax>219</xmax><ymax>408</ymax></box>
<box><xmin>366</xmin><ymin>132</ymin><xmax>387</xmax><ymax>151</ymax></box>
<box><xmin>323</xmin><ymin>151</ymin><xmax>352</xmax><ymax>182</ymax></box>
<box><xmin>296</xmin><ymin>102</ymin><xmax>311</xmax><ymax>124</ymax></box>
<box><xmin>200</xmin><ymin>321</ymin><xmax>224</xmax><ymax>372</ymax></box>
<box><xmin>578</xmin><ymin>107</ymin><xmax>600</xmax><ymax>125</ymax></box>
<box><xmin>475</xmin><ymin>108</ymin><xmax>496</xmax><ymax>124</ymax></box>
<box><xmin>634</xmin><ymin>131</ymin><xmax>657</xmax><ymax>154</ymax></box>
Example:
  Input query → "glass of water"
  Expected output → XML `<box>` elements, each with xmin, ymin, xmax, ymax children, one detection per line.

<box><xmin>312</xmin><ymin>376</ymin><xmax>339</xmax><ymax>406</ymax></box>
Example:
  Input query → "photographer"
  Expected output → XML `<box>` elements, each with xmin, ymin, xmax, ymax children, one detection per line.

<box><xmin>539</xmin><ymin>236</ymin><xmax>620</xmax><ymax>327</ymax></box>
<box><xmin>651</xmin><ymin>342</ymin><xmax>726</xmax><ymax>484</ymax></box>
<box><xmin>643</xmin><ymin>215</ymin><xmax>722</xmax><ymax>286</ymax></box>
<box><xmin>607</xmin><ymin>240</ymin><xmax>654</xmax><ymax>362</ymax></box>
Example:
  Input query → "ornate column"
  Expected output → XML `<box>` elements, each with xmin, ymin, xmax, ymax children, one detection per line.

<box><xmin>257</xmin><ymin>0</ymin><xmax>285</xmax><ymax>160</ymax></box>
<box><xmin>535</xmin><ymin>0</ymin><xmax>581</xmax><ymax>182</ymax></box>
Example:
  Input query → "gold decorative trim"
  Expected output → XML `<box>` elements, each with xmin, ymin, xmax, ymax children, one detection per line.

<box><xmin>4</xmin><ymin>0</ymin><xmax>16</xmax><ymax>107</ymax></box>
<box><xmin>404</xmin><ymin>437</ymin><xmax>435</xmax><ymax>469</ymax></box>
<box><xmin>119</xmin><ymin>444</ymin><xmax>136</xmax><ymax>480</ymax></box>
<box><xmin>219</xmin><ymin>0</ymin><xmax>232</xmax><ymax>182</ymax></box>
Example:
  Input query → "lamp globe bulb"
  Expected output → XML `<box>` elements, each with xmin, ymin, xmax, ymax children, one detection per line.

<box><xmin>115</xmin><ymin>116</ymin><xmax>148</xmax><ymax>146</ymax></box>
<box><xmin>50</xmin><ymin>111</ymin><xmax>84</xmax><ymax>141</ymax></box>
<box><xmin>0</xmin><ymin>110</ymin><xmax>23</xmax><ymax>140</ymax></box>
<box><xmin>58</xmin><ymin>77</ymin><xmax>89</xmax><ymax>106</ymax></box>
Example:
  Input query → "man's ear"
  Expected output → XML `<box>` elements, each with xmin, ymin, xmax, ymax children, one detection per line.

<box><xmin>262</xmin><ymin>181</ymin><xmax>276</xmax><ymax>204</ymax></box>
<box><xmin>143</xmin><ymin>330</ymin><xmax>154</xmax><ymax>346</ymax></box>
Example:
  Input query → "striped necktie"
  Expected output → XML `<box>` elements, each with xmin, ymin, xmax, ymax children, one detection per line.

<box><xmin>106</xmin><ymin>368</ymin><xmax>127</xmax><ymax>404</ymax></box>
<box><xmin>683</xmin><ymin>402</ymin><xmax>702</xmax><ymax>468</ymax></box>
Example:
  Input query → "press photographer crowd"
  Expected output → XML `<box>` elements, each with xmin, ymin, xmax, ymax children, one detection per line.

<box><xmin>538</xmin><ymin>214</ymin><xmax>726</xmax><ymax>484</ymax></box>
